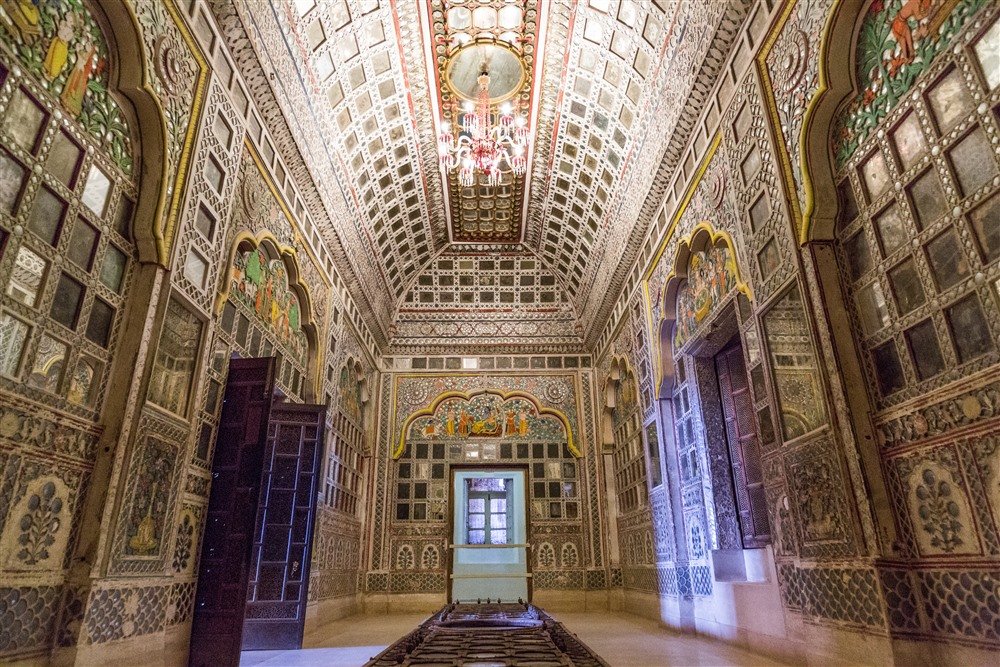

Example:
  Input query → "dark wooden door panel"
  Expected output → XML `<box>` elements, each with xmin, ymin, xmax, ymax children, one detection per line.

<box><xmin>715</xmin><ymin>339</ymin><xmax>770</xmax><ymax>548</ymax></box>
<box><xmin>189</xmin><ymin>357</ymin><xmax>275</xmax><ymax>667</ymax></box>
<box><xmin>242</xmin><ymin>401</ymin><xmax>326</xmax><ymax>650</ymax></box>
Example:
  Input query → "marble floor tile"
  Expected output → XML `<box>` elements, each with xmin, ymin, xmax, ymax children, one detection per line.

<box><xmin>239</xmin><ymin>610</ymin><xmax>791</xmax><ymax>666</ymax></box>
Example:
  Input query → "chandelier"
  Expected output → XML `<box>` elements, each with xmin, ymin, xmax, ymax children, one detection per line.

<box><xmin>437</xmin><ymin>68</ymin><xmax>530</xmax><ymax>187</ymax></box>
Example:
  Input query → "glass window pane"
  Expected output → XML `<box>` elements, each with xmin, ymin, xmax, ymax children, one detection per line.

<box><xmin>889</xmin><ymin>259</ymin><xmax>926</xmax><ymax>315</ymax></box>
<box><xmin>845</xmin><ymin>230</ymin><xmax>874</xmax><ymax>280</ymax></box>
<box><xmin>974</xmin><ymin>17</ymin><xmax>1000</xmax><ymax>89</ymax></box>
<box><xmin>115</xmin><ymin>196</ymin><xmax>134</xmax><ymax>239</ymax></box>
<box><xmin>892</xmin><ymin>112</ymin><xmax>926</xmax><ymax>170</ymax></box>
<box><xmin>50</xmin><ymin>272</ymin><xmax>84</xmax><ymax>329</ymax></box>
<box><xmin>872</xmin><ymin>340</ymin><xmax>906</xmax><ymax>396</ymax></box>
<box><xmin>68</xmin><ymin>356</ymin><xmax>100</xmax><ymax>406</ymax></box>
<box><xmin>467</xmin><ymin>498</ymin><xmax>484</xmax><ymax>513</ymax></box>
<box><xmin>749</xmin><ymin>192</ymin><xmax>769</xmax><ymax>231</ymax></box>
<box><xmin>926</xmin><ymin>69</ymin><xmax>973</xmax><ymax>133</ymax></box>
<box><xmin>0</xmin><ymin>149</ymin><xmax>27</xmax><ymax>215</ymax></box>
<box><xmin>857</xmin><ymin>281</ymin><xmax>890</xmax><ymax>335</ymax></box>
<box><xmin>467</xmin><ymin>513</ymin><xmax>485</xmax><ymax>529</ymax></box>
<box><xmin>85</xmin><ymin>298</ymin><xmax>115</xmax><ymax>348</ymax></box>
<box><xmin>27</xmin><ymin>186</ymin><xmax>66</xmax><ymax>245</ymax></box>
<box><xmin>195</xmin><ymin>204</ymin><xmax>216</xmax><ymax>240</ymax></box>
<box><xmin>491</xmin><ymin>529</ymin><xmax>507</xmax><ymax>544</ymax></box>
<box><xmin>7</xmin><ymin>246</ymin><xmax>47</xmax><ymax>307</ymax></box>
<box><xmin>68</xmin><ymin>219</ymin><xmax>99</xmax><ymax>270</ymax></box>
<box><xmin>860</xmin><ymin>150</ymin><xmax>891</xmax><ymax>201</ymax></box>
<box><xmin>874</xmin><ymin>203</ymin><xmax>908</xmax><ymax>256</ymax></box>
<box><xmin>925</xmin><ymin>229</ymin><xmax>970</xmax><ymax>291</ymax></box>
<box><xmin>491</xmin><ymin>512</ymin><xmax>507</xmax><ymax>528</ymax></box>
<box><xmin>99</xmin><ymin>245</ymin><xmax>128</xmax><ymax>292</ymax></box>
<box><xmin>468</xmin><ymin>529</ymin><xmax>485</xmax><ymax>544</ymax></box>
<box><xmin>27</xmin><ymin>334</ymin><xmax>67</xmax><ymax>393</ymax></box>
<box><xmin>969</xmin><ymin>192</ymin><xmax>999</xmax><ymax>263</ymax></box>
<box><xmin>183</xmin><ymin>248</ymin><xmax>208</xmax><ymax>288</ymax></box>
<box><xmin>836</xmin><ymin>179</ymin><xmax>859</xmax><ymax>228</ymax></box>
<box><xmin>907</xmin><ymin>169</ymin><xmax>947</xmax><ymax>230</ymax></box>
<box><xmin>205</xmin><ymin>157</ymin><xmax>225</xmax><ymax>193</ymax></box>
<box><xmin>0</xmin><ymin>312</ymin><xmax>30</xmax><ymax>377</ymax></box>
<box><xmin>6</xmin><ymin>88</ymin><xmax>47</xmax><ymax>153</ymax></box>
<box><xmin>757</xmin><ymin>238</ymin><xmax>780</xmax><ymax>278</ymax></box>
<box><xmin>949</xmin><ymin>127</ymin><xmax>997</xmax><ymax>197</ymax></box>
<box><xmin>47</xmin><ymin>131</ymin><xmax>82</xmax><ymax>187</ymax></box>
<box><xmin>905</xmin><ymin>319</ymin><xmax>945</xmax><ymax>380</ymax></box>
<box><xmin>947</xmin><ymin>295</ymin><xmax>994</xmax><ymax>362</ymax></box>
<box><xmin>81</xmin><ymin>166</ymin><xmax>112</xmax><ymax>217</ymax></box>
<box><xmin>490</xmin><ymin>497</ymin><xmax>506</xmax><ymax>513</ymax></box>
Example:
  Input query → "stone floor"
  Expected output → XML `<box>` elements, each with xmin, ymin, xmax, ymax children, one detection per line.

<box><xmin>239</xmin><ymin>610</ymin><xmax>790</xmax><ymax>666</ymax></box>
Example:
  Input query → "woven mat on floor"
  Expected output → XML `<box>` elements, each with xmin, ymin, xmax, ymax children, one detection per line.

<box><xmin>365</xmin><ymin>602</ymin><xmax>609</xmax><ymax>666</ymax></box>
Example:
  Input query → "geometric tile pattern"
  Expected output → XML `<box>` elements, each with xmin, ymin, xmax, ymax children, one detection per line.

<box><xmin>918</xmin><ymin>569</ymin><xmax>1000</xmax><ymax>643</ymax></box>
<box><xmin>0</xmin><ymin>586</ymin><xmax>60</xmax><ymax>659</ymax></box>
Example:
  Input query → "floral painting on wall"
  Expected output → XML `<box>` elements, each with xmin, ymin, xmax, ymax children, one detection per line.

<box><xmin>0</xmin><ymin>0</ymin><xmax>133</xmax><ymax>173</ymax></box>
<box><xmin>834</xmin><ymin>0</ymin><xmax>987</xmax><ymax>166</ymax></box>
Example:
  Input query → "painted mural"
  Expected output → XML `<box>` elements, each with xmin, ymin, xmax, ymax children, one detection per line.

<box><xmin>339</xmin><ymin>364</ymin><xmax>362</xmax><ymax>423</ymax></box>
<box><xmin>407</xmin><ymin>393</ymin><xmax>567</xmax><ymax>443</ymax></box>
<box><xmin>123</xmin><ymin>437</ymin><xmax>177</xmax><ymax>556</ymax></box>
<box><xmin>673</xmin><ymin>244</ymin><xmax>738</xmax><ymax>349</ymax></box>
<box><xmin>0</xmin><ymin>0</ymin><xmax>133</xmax><ymax>173</ymax></box>
<box><xmin>230</xmin><ymin>247</ymin><xmax>308</xmax><ymax>364</ymax></box>
<box><xmin>834</xmin><ymin>0</ymin><xmax>987</xmax><ymax>166</ymax></box>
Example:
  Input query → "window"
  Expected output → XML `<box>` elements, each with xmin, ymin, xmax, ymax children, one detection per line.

<box><xmin>466</xmin><ymin>477</ymin><xmax>510</xmax><ymax>545</ymax></box>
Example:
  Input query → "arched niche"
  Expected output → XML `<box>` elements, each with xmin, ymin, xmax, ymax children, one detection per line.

<box><xmin>218</xmin><ymin>232</ymin><xmax>320</xmax><ymax>400</ymax></box>
<box><xmin>396</xmin><ymin>388</ymin><xmax>579</xmax><ymax>459</ymax></box>
<box><xmin>78</xmin><ymin>0</ymin><xmax>176</xmax><ymax>265</ymax></box>
<box><xmin>601</xmin><ymin>355</ymin><xmax>640</xmax><ymax>450</ymax></box>
<box><xmin>338</xmin><ymin>357</ymin><xmax>368</xmax><ymax>425</ymax></box>
<box><xmin>654</xmin><ymin>224</ymin><xmax>751</xmax><ymax>396</ymax></box>
<box><xmin>793</xmin><ymin>0</ymin><xmax>990</xmax><ymax>242</ymax></box>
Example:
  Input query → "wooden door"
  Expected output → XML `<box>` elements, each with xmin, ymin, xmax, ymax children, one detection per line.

<box><xmin>189</xmin><ymin>357</ymin><xmax>275</xmax><ymax>667</ymax></box>
<box><xmin>715</xmin><ymin>338</ymin><xmax>771</xmax><ymax>548</ymax></box>
<box><xmin>241</xmin><ymin>402</ymin><xmax>326</xmax><ymax>650</ymax></box>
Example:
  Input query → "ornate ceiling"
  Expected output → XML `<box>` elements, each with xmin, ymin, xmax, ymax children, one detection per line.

<box><xmin>215</xmin><ymin>0</ymin><xmax>753</xmax><ymax>354</ymax></box>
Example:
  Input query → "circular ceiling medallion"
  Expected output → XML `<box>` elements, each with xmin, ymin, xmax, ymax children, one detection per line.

<box><xmin>444</xmin><ymin>41</ymin><xmax>526</xmax><ymax>104</ymax></box>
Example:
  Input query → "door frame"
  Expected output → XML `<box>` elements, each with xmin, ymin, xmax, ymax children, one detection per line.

<box><xmin>447</xmin><ymin>463</ymin><xmax>532</xmax><ymax>603</ymax></box>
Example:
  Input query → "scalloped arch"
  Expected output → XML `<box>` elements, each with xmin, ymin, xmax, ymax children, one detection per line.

<box><xmin>651</xmin><ymin>222</ymin><xmax>751</xmax><ymax>395</ymax></box>
<box><xmin>395</xmin><ymin>388</ymin><xmax>578</xmax><ymax>459</ymax></box>
<box><xmin>217</xmin><ymin>230</ymin><xmax>320</xmax><ymax>395</ymax></box>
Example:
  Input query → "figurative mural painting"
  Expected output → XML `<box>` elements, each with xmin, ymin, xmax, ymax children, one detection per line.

<box><xmin>0</xmin><ymin>0</ymin><xmax>133</xmax><ymax>172</ymax></box>
<box><xmin>673</xmin><ymin>244</ymin><xmax>738</xmax><ymax>349</ymax></box>
<box><xmin>230</xmin><ymin>246</ymin><xmax>308</xmax><ymax>364</ymax></box>
<box><xmin>834</xmin><ymin>0</ymin><xmax>985</xmax><ymax>165</ymax></box>
<box><xmin>408</xmin><ymin>392</ymin><xmax>567</xmax><ymax>443</ymax></box>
